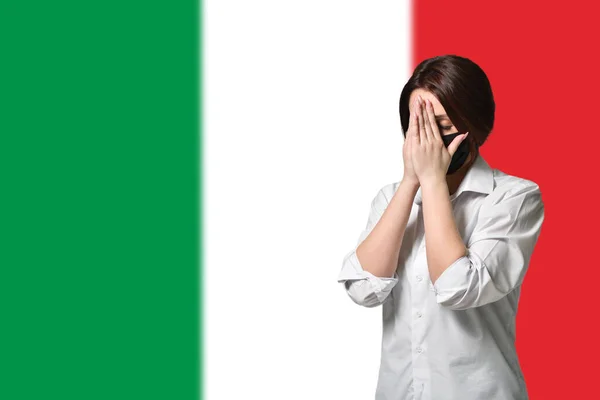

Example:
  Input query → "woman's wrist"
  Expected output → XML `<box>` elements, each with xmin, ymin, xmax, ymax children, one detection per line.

<box><xmin>400</xmin><ymin>176</ymin><xmax>420</xmax><ymax>190</ymax></box>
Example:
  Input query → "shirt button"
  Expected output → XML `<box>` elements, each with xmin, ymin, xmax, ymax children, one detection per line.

<box><xmin>416</xmin><ymin>347</ymin><xmax>423</xmax><ymax>353</ymax></box>
<box><xmin>416</xmin><ymin>275</ymin><xmax>423</xmax><ymax>282</ymax></box>
<box><xmin>417</xmin><ymin>311</ymin><xmax>422</xmax><ymax>318</ymax></box>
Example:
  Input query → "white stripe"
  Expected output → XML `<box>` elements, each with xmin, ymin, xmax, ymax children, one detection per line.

<box><xmin>205</xmin><ymin>1</ymin><xmax>411</xmax><ymax>398</ymax></box>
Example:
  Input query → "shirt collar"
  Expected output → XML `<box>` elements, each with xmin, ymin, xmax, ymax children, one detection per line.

<box><xmin>414</xmin><ymin>153</ymin><xmax>495</xmax><ymax>206</ymax></box>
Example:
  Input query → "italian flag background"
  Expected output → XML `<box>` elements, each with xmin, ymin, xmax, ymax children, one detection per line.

<box><xmin>1</xmin><ymin>1</ymin><xmax>595</xmax><ymax>399</ymax></box>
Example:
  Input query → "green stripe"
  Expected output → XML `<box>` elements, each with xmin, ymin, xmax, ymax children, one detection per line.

<box><xmin>0</xmin><ymin>1</ymin><xmax>201</xmax><ymax>398</ymax></box>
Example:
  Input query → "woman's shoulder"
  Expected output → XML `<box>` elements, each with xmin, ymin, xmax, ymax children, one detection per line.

<box><xmin>486</xmin><ymin>168</ymin><xmax>543</xmax><ymax>208</ymax></box>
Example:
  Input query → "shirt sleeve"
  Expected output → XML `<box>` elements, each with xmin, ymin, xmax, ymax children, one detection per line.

<box><xmin>337</xmin><ymin>187</ymin><xmax>400</xmax><ymax>308</ymax></box>
<box><xmin>433</xmin><ymin>182</ymin><xmax>545</xmax><ymax>310</ymax></box>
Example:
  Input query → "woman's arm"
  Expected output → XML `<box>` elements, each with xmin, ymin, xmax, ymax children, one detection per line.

<box><xmin>337</xmin><ymin>179</ymin><xmax>418</xmax><ymax>308</ymax></box>
<box><xmin>356</xmin><ymin>178</ymin><xmax>419</xmax><ymax>279</ymax></box>
<box><xmin>426</xmin><ymin>182</ymin><xmax>545</xmax><ymax>310</ymax></box>
<box><xmin>420</xmin><ymin>179</ymin><xmax>468</xmax><ymax>284</ymax></box>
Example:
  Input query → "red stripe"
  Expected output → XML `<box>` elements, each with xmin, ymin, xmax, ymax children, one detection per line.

<box><xmin>413</xmin><ymin>1</ymin><xmax>599</xmax><ymax>397</ymax></box>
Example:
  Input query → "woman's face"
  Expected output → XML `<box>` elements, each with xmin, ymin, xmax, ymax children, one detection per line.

<box><xmin>408</xmin><ymin>88</ymin><xmax>477</xmax><ymax>181</ymax></box>
<box><xmin>408</xmin><ymin>89</ymin><xmax>458</xmax><ymax>135</ymax></box>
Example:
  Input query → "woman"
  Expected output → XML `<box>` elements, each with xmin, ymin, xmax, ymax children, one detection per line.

<box><xmin>337</xmin><ymin>55</ymin><xmax>545</xmax><ymax>400</ymax></box>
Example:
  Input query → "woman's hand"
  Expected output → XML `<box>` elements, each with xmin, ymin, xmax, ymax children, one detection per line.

<box><xmin>411</xmin><ymin>96</ymin><xmax>468</xmax><ymax>186</ymax></box>
<box><xmin>401</xmin><ymin>97</ymin><xmax>420</xmax><ymax>187</ymax></box>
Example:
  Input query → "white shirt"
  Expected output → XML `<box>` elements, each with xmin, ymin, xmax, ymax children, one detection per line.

<box><xmin>337</xmin><ymin>154</ymin><xmax>545</xmax><ymax>400</ymax></box>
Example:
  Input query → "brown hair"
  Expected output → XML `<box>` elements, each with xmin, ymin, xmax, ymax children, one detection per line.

<box><xmin>399</xmin><ymin>55</ymin><xmax>495</xmax><ymax>149</ymax></box>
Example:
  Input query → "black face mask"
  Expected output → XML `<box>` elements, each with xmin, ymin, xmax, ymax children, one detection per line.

<box><xmin>441</xmin><ymin>131</ymin><xmax>471</xmax><ymax>175</ymax></box>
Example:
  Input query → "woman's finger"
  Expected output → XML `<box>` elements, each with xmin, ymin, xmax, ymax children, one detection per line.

<box><xmin>422</xmin><ymin>99</ymin><xmax>435</xmax><ymax>142</ymax></box>
<box><xmin>417</xmin><ymin>97</ymin><xmax>427</xmax><ymax>143</ymax></box>
<box><xmin>425</xmin><ymin>99</ymin><xmax>442</xmax><ymax>141</ymax></box>
<box><xmin>447</xmin><ymin>132</ymin><xmax>469</xmax><ymax>156</ymax></box>
<box><xmin>410</xmin><ymin>97</ymin><xmax>419</xmax><ymax>145</ymax></box>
